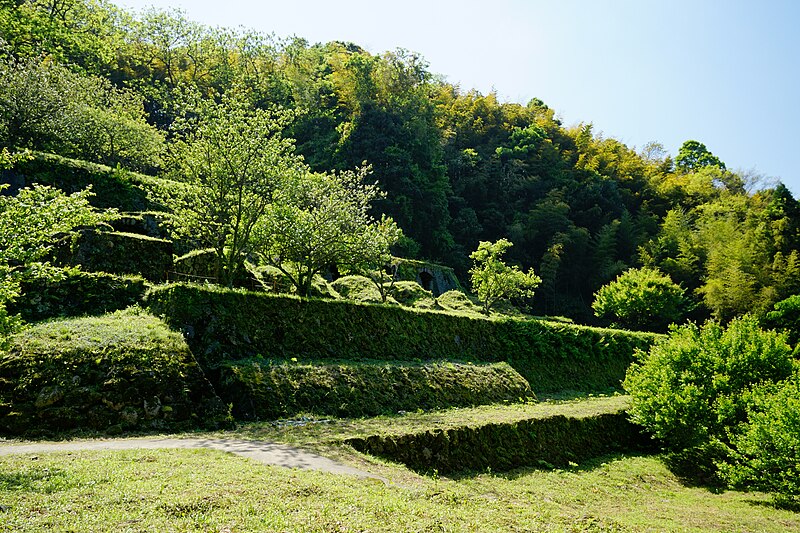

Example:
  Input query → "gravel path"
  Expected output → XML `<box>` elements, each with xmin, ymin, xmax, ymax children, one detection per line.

<box><xmin>0</xmin><ymin>437</ymin><xmax>387</xmax><ymax>482</ymax></box>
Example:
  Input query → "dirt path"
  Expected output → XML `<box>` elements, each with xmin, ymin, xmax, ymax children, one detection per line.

<box><xmin>0</xmin><ymin>437</ymin><xmax>387</xmax><ymax>482</ymax></box>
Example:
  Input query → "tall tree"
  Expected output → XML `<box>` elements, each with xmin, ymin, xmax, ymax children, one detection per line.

<box><xmin>164</xmin><ymin>91</ymin><xmax>302</xmax><ymax>286</ymax></box>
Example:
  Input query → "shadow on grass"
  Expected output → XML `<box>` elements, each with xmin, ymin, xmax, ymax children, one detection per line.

<box><xmin>446</xmin><ymin>451</ymin><xmax>658</xmax><ymax>481</ymax></box>
<box><xmin>0</xmin><ymin>469</ymin><xmax>68</xmax><ymax>493</ymax></box>
<box><xmin>746</xmin><ymin>497</ymin><xmax>800</xmax><ymax>513</ymax></box>
<box><xmin>535</xmin><ymin>389</ymin><xmax>623</xmax><ymax>402</ymax></box>
<box><xmin>660</xmin><ymin>445</ymin><xmax>728</xmax><ymax>493</ymax></box>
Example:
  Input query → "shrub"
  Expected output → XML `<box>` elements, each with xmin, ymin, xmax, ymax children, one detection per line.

<box><xmin>331</xmin><ymin>275</ymin><xmax>386</xmax><ymax>303</ymax></box>
<box><xmin>0</xmin><ymin>309</ymin><xmax>228</xmax><ymax>436</ymax></box>
<box><xmin>720</xmin><ymin>375</ymin><xmax>800</xmax><ymax>504</ymax></box>
<box><xmin>593</xmin><ymin>267</ymin><xmax>688</xmax><ymax>332</ymax></box>
<box><xmin>389</xmin><ymin>281</ymin><xmax>436</xmax><ymax>308</ymax></box>
<box><xmin>437</xmin><ymin>290</ymin><xmax>482</xmax><ymax>315</ymax></box>
<box><xmin>764</xmin><ymin>294</ymin><xmax>800</xmax><ymax>347</ymax></box>
<box><xmin>624</xmin><ymin>315</ymin><xmax>796</xmax><ymax>452</ymax></box>
<box><xmin>308</xmin><ymin>275</ymin><xmax>340</xmax><ymax>299</ymax></box>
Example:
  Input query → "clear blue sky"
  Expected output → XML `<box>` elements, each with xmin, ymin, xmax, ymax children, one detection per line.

<box><xmin>115</xmin><ymin>0</ymin><xmax>800</xmax><ymax>195</ymax></box>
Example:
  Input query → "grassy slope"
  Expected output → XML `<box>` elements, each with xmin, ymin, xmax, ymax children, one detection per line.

<box><xmin>0</xmin><ymin>448</ymin><xmax>796</xmax><ymax>532</ymax></box>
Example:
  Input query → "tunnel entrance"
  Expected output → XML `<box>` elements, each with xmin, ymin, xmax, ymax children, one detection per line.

<box><xmin>419</xmin><ymin>271</ymin><xmax>434</xmax><ymax>292</ymax></box>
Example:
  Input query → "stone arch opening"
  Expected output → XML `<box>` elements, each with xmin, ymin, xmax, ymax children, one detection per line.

<box><xmin>419</xmin><ymin>271</ymin><xmax>434</xmax><ymax>292</ymax></box>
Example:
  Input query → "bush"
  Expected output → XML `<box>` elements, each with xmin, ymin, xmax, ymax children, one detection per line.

<box><xmin>145</xmin><ymin>284</ymin><xmax>657</xmax><ymax>394</ymax></box>
<box><xmin>389</xmin><ymin>281</ymin><xmax>436</xmax><ymax>308</ymax></box>
<box><xmin>220</xmin><ymin>359</ymin><xmax>534</xmax><ymax>420</ymax></box>
<box><xmin>720</xmin><ymin>374</ymin><xmax>800</xmax><ymax>504</ymax></box>
<box><xmin>331</xmin><ymin>275</ymin><xmax>385</xmax><ymax>303</ymax></box>
<box><xmin>0</xmin><ymin>309</ymin><xmax>228</xmax><ymax>436</ymax></box>
<box><xmin>593</xmin><ymin>267</ymin><xmax>688</xmax><ymax>332</ymax></box>
<box><xmin>9</xmin><ymin>269</ymin><xmax>147</xmax><ymax>321</ymax></box>
<box><xmin>764</xmin><ymin>294</ymin><xmax>800</xmax><ymax>347</ymax></box>
<box><xmin>436</xmin><ymin>290</ymin><xmax>481</xmax><ymax>314</ymax></box>
<box><xmin>624</xmin><ymin>315</ymin><xmax>796</xmax><ymax>452</ymax></box>
<box><xmin>308</xmin><ymin>275</ymin><xmax>340</xmax><ymax>299</ymax></box>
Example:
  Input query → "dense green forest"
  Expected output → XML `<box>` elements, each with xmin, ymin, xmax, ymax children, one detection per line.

<box><xmin>2</xmin><ymin>0</ymin><xmax>799</xmax><ymax>323</ymax></box>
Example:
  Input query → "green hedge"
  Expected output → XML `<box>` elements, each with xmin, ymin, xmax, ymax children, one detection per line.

<box><xmin>9</xmin><ymin>270</ymin><xmax>147</xmax><ymax>322</ymax></box>
<box><xmin>219</xmin><ymin>359</ymin><xmax>534</xmax><ymax>420</ymax></box>
<box><xmin>5</xmin><ymin>152</ymin><xmax>186</xmax><ymax>212</ymax></box>
<box><xmin>345</xmin><ymin>411</ymin><xmax>652</xmax><ymax>475</ymax></box>
<box><xmin>54</xmin><ymin>230</ymin><xmax>173</xmax><ymax>282</ymax></box>
<box><xmin>145</xmin><ymin>284</ymin><xmax>658</xmax><ymax>393</ymax></box>
<box><xmin>0</xmin><ymin>310</ymin><xmax>228</xmax><ymax>436</ymax></box>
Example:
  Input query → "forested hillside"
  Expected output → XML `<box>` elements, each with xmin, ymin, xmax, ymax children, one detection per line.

<box><xmin>2</xmin><ymin>0</ymin><xmax>799</xmax><ymax>322</ymax></box>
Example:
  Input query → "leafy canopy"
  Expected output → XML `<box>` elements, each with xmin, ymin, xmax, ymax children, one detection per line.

<box><xmin>624</xmin><ymin>315</ymin><xmax>798</xmax><ymax>500</ymax></box>
<box><xmin>469</xmin><ymin>239</ymin><xmax>541</xmax><ymax>315</ymax></box>
<box><xmin>163</xmin><ymin>90</ymin><xmax>303</xmax><ymax>286</ymax></box>
<box><xmin>0</xmin><ymin>54</ymin><xmax>164</xmax><ymax>171</ymax></box>
<box><xmin>675</xmin><ymin>140</ymin><xmax>726</xmax><ymax>172</ymax></box>
<box><xmin>255</xmin><ymin>165</ymin><xmax>401</xmax><ymax>297</ymax></box>
<box><xmin>0</xmin><ymin>181</ymin><xmax>112</xmax><ymax>343</ymax></box>
<box><xmin>592</xmin><ymin>267</ymin><xmax>687</xmax><ymax>332</ymax></box>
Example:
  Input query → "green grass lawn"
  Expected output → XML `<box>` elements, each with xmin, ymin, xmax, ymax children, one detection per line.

<box><xmin>1</xmin><ymin>448</ymin><xmax>797</xmax><ymax>532</ymax></box>
<box><xmin>1</xmin><ymin>396</ymin><xmax>797</xmax><ymax>531</ymax></box>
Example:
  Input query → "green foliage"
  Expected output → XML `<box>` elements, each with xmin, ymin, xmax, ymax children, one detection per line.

<box><xmin>0</xmin><ymin>0</ymin><xmax>122</xmax><ymax>72</ymax></box>
<box><xmin>330</xmin><ymin>275</ymin><xmax>385</xmax><ymax>304</ymax></box>
<box><xmin>0</xmin><ymin>309</ymin><xmax>228</xmax><ymax>436</ymax></box>
<box><xmin>469</xmin><ymin>239</ymin><xmax>541</xmax><ymax>315</ymax></box>
<box><xmin>9</xmin><ymin>269</ymin><xmax>147</xmax><ymax>322</ymax></box>
<box><xmin>255</xmin><ymin>166</ymin><xmax>401</xmax><ymax>297</ymax></box>
<box><xmin>308</xmin><ymin>275</ymin><xmax>340</xmax><ymax>299</ymax></box>
<box><xmin>220</xmin><ymin>359</ymin><xmax>534</xmax><ymax>420</ymax></box>
<box><xmin>764</xmin><ymin>294</ymin><xmax>800</xmax><ymax>346</ymax></box>
<box><xmin>0</xmin><ymin>183</ymin><xmax>112</xmax><ymax>345</ymax></box>
<box><xmin>641</xmin><ymin>189</ymin><xmax>800</xmax><ymax>323</ymax></box>
<box><xmin>592</xmin><ymin>267</ymin><xmax>688</xmax><ymax>332</ymax></box>
<box><xmin>720</xmin><ymin>375</ymin><xmax>800</xmax><ymax>503</ymax></box>
<box><xmin>164</xmin><ymin>91</ymin><xmax>301</xmax><ymax>286</ymax></box>
<box><xmin>624</xmin><ymin>316</ymin><xmax>795</xmax><ymax>452</ymax></box>
<box><xmin>436</xmin><ymin>289</ymin><xmax>483</xmax><ymax>315</ymax></box>
<box><xmin>388</xmin><ymin>280</ymin><xmax>436</xmax><ymax>308</ymax></box>
<box><xmin>145</xmin><ymin>284</ymin><xmax>657</xmax><ymax>394</ymax></box>
<box><xmin>0</xmin><ymin>55</ymin><xmax>164</xmax><ymax>171</ymax></box>
<box><xmin>346</xmin><ymin>411</ymin><xmax>650</xmax><ymax>475</ymax></box>
<box><xmin>3</xmin><ymin>1</ymin><xmax>799</xmax><ymax>324</ymax></box>
<box><xmin>675</xmin><ymin>140</ymin><xmax>726</xmax><ymax>172</ymax></box>
<box><xmin>8</xmin><ymin>151</ymin><xmax>186</xmax><ymax>212</ymax></box>
<box><xmin>0</xmin><ymin>184</ymin><xmax>111</xmax><ymax>270</ymax></box>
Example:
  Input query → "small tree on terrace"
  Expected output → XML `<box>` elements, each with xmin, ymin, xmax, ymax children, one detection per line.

<box><xmin>255</xmin><ymin>165</ymin><xmax>402</xmax><ymax>297</ymax></box>
<box><xmin>164</xmin><ymin>91</ymin><xmax>304</xmax><ymax>286</ymax></box>
<box><xmin>469</xmin><ymin>239</ymin><xmax>541</xmax><ymax>315</ymax></box>
<box><xmin>349</xmin><ymin>215</ymin><xmax>403</xmax><ymax>303</ymax></box>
